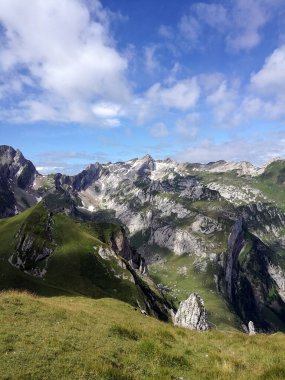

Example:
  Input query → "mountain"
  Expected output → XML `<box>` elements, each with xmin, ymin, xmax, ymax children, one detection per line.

<box><xmin>0</xmin><ymin>199</ymin><xmax>176</xmax><ymax>321</ymax></box>
<box><xmin>1</xmin><ymin>146</ymin><xmax>285</xmax><ymax>332</ymax></box>
<box><xmin>0</xmin><ymin>145</ymin><xmax>38</xmax><ymax>218</ymax></box>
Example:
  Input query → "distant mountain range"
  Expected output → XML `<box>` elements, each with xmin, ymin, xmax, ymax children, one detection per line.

<box><xmin>1</xmin><ymin>144</ymin><xmax>285</xmax><ymax>332</ymax></box>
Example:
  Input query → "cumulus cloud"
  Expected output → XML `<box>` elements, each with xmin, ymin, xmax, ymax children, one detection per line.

<box><xmin>206</xmin><ymin>80</ymin><xmax>242</xmax><ymax>127</ymax></box>
<box><xmin>132</xmin><ymin>77</ymin><xmax>201</xmax><ymax>125</ymax></box>
<box><xmin>250</xmin><ymin>45</ymin><xmax>285</xmax><ymax>95</ymax></box>
<box><xmin>239</xmin><ymin>45</ymin><xmax>285</xmax><ymax>120</ymax></box>
<box><xmin>0</xmin><ymin>0</ymin><xmax>130</xmax><ymax>123</ymax></box>
<box><xmin>147</xmin><ymin>78</ymin><xmax>200</xmax><ymax>110</ymax></box>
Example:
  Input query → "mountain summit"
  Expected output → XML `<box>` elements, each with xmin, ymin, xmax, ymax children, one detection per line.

<box><xmin>0</xmin><ymin>145</ymin><xmax>285</xmax><ymax>332</ymax></box>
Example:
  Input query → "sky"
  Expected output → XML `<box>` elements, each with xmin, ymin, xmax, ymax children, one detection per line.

<box><xmin>0</xmin><ymin>0</ymin><xmax>285</xmax><ymax>174</ymax></box>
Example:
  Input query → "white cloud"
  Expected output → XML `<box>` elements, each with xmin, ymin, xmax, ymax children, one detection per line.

<box><xmin>175</xmin><ymin>132</ymin><xmax>285</xmax><ymax>165</ymax></box>
<box><xmin>176</xmin><ymin>113</ymin><xmax>199</xmax><ymax>138</ymax></box>
<box><xmin>193</xmin><ymin>3</ymin><xmax>228</xmax><ymax>31</ymax></box>
<box><xmin>150</xmin><ymin>122</ymin><xmax>169</xmax><ymax>138</ymax></box>
<box><xmin>172</xmin><ymin>1</ymin><xmax>283</xmax><ymax>54</ymax></box>
<box><xmin>250</xmin><ymin>45</ymin><xmax>285</xmax><ymax>95</ymax></box>
<box><xmin>206</xmin><ymin>81</ymin><xmax>242</xmax><ymax>127</ymax></box>
<box><xmin>226</xmin><ymin>0</ymin><xmax>274</xmax><ymax>52</ymax></box>
<box><xmin>92</xmin><ymin>102</ymin><xmax>122</xmax><ymax>118</ymax></box>
<box><xmin>147</xmin><ymin>78</ymin><xmax>200</xmax><ymax>110</ymax></box>
<box><xmin>0</xmin><ymin>0</ymin><xmax>130</xmax><ymax>123</ymax></box>
<box><xmin>239</xmin><ymin>45</ymin><xmax>285</xmax><ymax>120</ymax></box>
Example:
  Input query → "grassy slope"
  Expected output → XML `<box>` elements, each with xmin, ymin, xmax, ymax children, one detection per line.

<box><xmin>0</xmin><ymin>205</ymin><xmax>141</xmax><ymax>306</ymax></box>
<box><xmin>255</xmin><ymin>161</ymin><xmax>285</xmax><ymax>210</ymax></box>
<box><xmin>1</xmin><ymin>291</ymin><xmax>285</xmax><ymax>380</ymax></box>
<box><xmin>149</xmin><ymin>247</ymin><xmax>240</xmax><ymax>330</ymax></box>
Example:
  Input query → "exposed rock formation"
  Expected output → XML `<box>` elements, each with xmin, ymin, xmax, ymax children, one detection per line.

<box><xmin>225</xmin><ymin>219</ymin><xmax>245</xmax><ymax>302</ymax></box>
<box><xmin>174</xmin><ymin>293</ymin><xmax>209</xmax><ymax>331</ymax></box>
<box><xmin>111</xmin><ymin>228</ymin><xmax>147</xmax><ymax>274</ymax></box>
<box><xmin>9</xmin><ymin>204</ymin><xmax>55</xmax><ymax>277</ymax></box>
<box><xmin>268</xmin><ymin>263</ymin><xmax>285</xmax><ymax>302</ymax></box>
<box><xmin>0</xmin><ymin>145</ymin><xmax>38</xmax><ymax>217</ymax></box>
<box><xmin>248</xmin><ymin>321</ymin><xmax>256</xmax><ymax>335</ymax></box>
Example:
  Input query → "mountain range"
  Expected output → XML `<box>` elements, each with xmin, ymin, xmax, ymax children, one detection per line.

<box><xmin>1</xmin><ymin>144</ymin><xmax>285</xmax><ymax>333</ymax></box>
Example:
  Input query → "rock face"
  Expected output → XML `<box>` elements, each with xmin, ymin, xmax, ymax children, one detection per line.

<box><xmin>0</xmin><ymin>145</ymin><xmax>38</xmax><ymax>218</ymax></box>
<box><xmin>9</xmin><ymin>203</ymin><xmax>55</xmax><ymax>277</ymax></box>
<box><xmin>174</xmin><ymin>293</ymin><xmax>209</xmax><ymax>331</ymax></box>
<box><xmin>225</xmin><ymin>219</ymin><xmax>245</xmax><ymax>302</ymax></box>
<box><xmin>111</xmin><ymin>228</ymin><xmax>147</xmax><ymax>274</ymax></box>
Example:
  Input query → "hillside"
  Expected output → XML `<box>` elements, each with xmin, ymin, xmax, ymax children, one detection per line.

<box><xmin>1</xmin><ymin>146</ymin><xmax>285</xmax><ymax>332</ymax></box>
<box><xmin>1</xmin><ymin>290</ymin><xmax>285</xmax><ymax>380</ymax></box>
<box><xmin>0</xmin><ymin>202</ymin><xmax>173</xmax><ymax>321</ymax></box>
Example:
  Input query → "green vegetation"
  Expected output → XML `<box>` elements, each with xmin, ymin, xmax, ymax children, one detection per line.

<box><xmin>0</xmin><ymin>204</ymin><xmax>141</xmax><ymax>306</ymax></box>
<box><xmin>255</xmin><ymin>161</ymin><xmax>285</xmax><ymax>210</ymax></box>
<box><xmin>1</xmin><ymin>290</ymin><xmax>285</xmax><ymax>380</ymax></box>
<box><xmin>149</xmin><ymin>247</ymin><xmax>239</xmax><ymax>330</ymax></box>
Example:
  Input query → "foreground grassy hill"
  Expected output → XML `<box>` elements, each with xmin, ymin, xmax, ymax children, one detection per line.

<box><xmin>0</xmin><ymin>204</ymin><xmax>137</xmax><ymax>302</ymax></box>
<box><xmin>0</xmin><ymin>203</ymin><xmax>172</xmax><ymax>322</ymax></box>
<box><xmin>1</xmin><ymin>290</ymin><xmax>285</xmax><ymax>380</ymax></box>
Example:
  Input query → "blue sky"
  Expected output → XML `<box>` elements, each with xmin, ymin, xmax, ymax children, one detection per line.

<box><xmin>0</xmin><ymin>0</ymin><xmax>285</xmax><ymax>174</ymax></box>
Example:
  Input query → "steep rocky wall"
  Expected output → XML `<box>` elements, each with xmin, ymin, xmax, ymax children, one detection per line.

<box><xmin>225</xmin><ymin>219</ymin><xmax>245</xmax><ymax>302</ymax></box>
<box><xmin>223</xmin><ymin>220</ymin><xmax>285</xmax><ymax>330</ymax></box>
<box><xmin>9</xmin><ymin>204</ymin><xmax>55</xmax><ymax>277</ymax></box>
<box><xmin>111</xmin><ymin>228</ymin><xmax>147</xmax><ymax>274</ymax></box>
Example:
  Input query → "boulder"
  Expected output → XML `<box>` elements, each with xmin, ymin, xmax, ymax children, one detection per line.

<box><xmin>174</xmin><ymin>293</ymin><xmax>209</xmax><ymax>331</ymax></box>
<box><xmin>248</xmin><ymin>321</ymin><xmax>256</xmax><ymax>335</ymax></box>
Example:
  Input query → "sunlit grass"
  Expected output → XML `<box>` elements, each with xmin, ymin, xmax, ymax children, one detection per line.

<box><xmin>1</xmin><ymin>290</ymin><xmax>285</xmax><ymax>380</ymax></box>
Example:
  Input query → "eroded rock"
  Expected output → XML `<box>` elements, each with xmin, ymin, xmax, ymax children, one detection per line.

<box><xmin>174</xmin><ymin>293</ymin><xmax>209</xmax><ymax>331</ymax></box>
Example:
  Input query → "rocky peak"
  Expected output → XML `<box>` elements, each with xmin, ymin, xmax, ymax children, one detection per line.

<box><xmin>72</xmin><ymin>162</ymin><xmax>103</xmax><ymax>191</ymax></box>
<box><xmin>0</xmin><ymin>145</ymin><xmax>37</xmax><ymax>189</ymax></box>
<box><xmin>174</xmin><ymin>293</ymin><xmax>209</xmax><ymax>331</ymax></box>
<box><xmin>132</xmin><ymin>154</ymin><xmax>155</xmax><ymax>177</ymax></box>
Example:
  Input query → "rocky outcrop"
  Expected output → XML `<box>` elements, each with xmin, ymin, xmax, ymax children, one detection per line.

<box><xmin>150</xmin><ymin>225</ymin><xmax>209</xmax><ymax>256</ymax></box>
<box><xmin>95</xmin><ymin>227</ymin><xmax>174</xmax><ymax>322</ymax></box>
<box><xmin>9</xmin><ymin>204</ymin><xmax>55</xmax><ymax>277</ymax></box>
<box><xmin>223</xmin><ymin>220</ymin><xmax>285</xmax><ymax>330</ymax></box>
<box><xmin>111</xmin><ymin>228</ymin><xmax>147</xmax><ymax>274</ymax></box>
<box><xmin>174</xmin><ymin>293</ymin><xmax>209</xmax><ymax>331</ymax></box>
<box><xmin>225</xmin><ymin>219</ymin><xmax>245</xmax><ymax>301</ymax></box>
<box><xmin>268</xmin><ymin>263</ymin><xmax>285</xmax><ymax>303</ymax></box>
<box><xmin>248</xmin><ymin>321</ymin><xmax>256</xmax><ymax>335</ymax></box>
<box><xmin>0</xmin><ymin>145</ymin><xmax>38</xmax><ymax>217</ymax></box>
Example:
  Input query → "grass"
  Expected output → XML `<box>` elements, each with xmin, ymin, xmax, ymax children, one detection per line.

<box><xmin>1</xmin><ymin>290</ymin><xmax>285</xmax><ymax>379</ymax></box>
<box><xmin>0</xmin><ymin>204</ymin><xmax>143</xmax><ymax>306</ymax></box>
<box><xmin>149</xmin><ymin>248</ymin><xmax>240</xmax><ymax>330</ymax></box>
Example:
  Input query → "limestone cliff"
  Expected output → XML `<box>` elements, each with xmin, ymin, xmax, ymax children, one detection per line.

<box><xmin>174</xmin><ymin>293</ymin><xmax>209</xmax><ymax>331</ymax></box>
